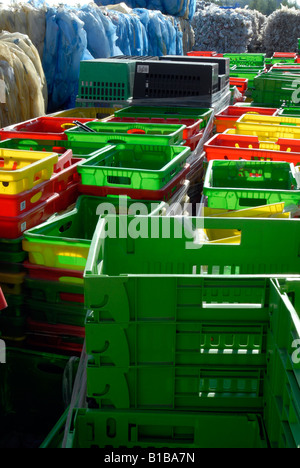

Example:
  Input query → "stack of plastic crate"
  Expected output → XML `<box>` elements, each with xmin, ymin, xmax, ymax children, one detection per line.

<box><xmin>214</xmin><ymin>105</ymin><xmax>279</xmax><ymax>133</ymax></box>
<box><xmin>221</xmin><ymin>53</ymin><xmax>266</xmax><ymax>94</ymax></box>
<box><xmin>0</xmin><ymin>116</ymin><xmax>104</xmax><ymax>346</ymax></box>
<box><xmin>251</xmin><ymin>69</ymin><xmax>300</xmax><ymax>108</ymax></box>
<box><xmin>0</xmin><ymin>148</ymin><xmax>61</xmax><ymax>344</ymax></box>
<box><xmin>64</xmin><ymin>120</ymin><xmax>192</xmax><ymax>206</ymax></box>
<box><xmin>104</xmin><ymin>105</ymin><xmax>213</xmax><ymax>152</ymax></box>
<box><xmin>57</xmin><ymin>213</ymin><xmax>300</xmax><ymax>449</ymax></box>
<box><xmin>21</xmin><ymin>194</ymin><xmax>171</xmax><ymax>356</ymax></box>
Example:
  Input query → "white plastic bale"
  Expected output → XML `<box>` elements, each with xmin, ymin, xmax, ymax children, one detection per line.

<box><xmin>262</xmin><ymin>6</ymin><xmax>300</xmax><ymax>56</ymax></box>
<box><xmin>191</xmin><ymin>1</ymin><xmax>257</xmax><ymax>53</ymax></box>
<box><xmin>0</xmin><ymin>31</ymin><xmax>47</xmax><ymax>127</ymax></box>
<box><xmin>0</xmin><ymin>3</ymin><xmax>46</xmax><ymax>60</ymax></box>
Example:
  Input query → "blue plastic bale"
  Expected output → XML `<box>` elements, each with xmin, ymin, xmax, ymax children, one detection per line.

<box><xmin>107</xmin><ymin>10</ymin><xmax>148</xmax><ymax>56</ymax></box>
<box><xmin>78</xmin><ymin>5</ymin><xmax>122</xmax><ymax>58</ymax></box>
<box><xmin>43</xmin><ymin>7</ymin><xmax>93</xmax><ymax>112</ymax></box>
<box><xmin>133</xmin><ymin>8</ymin><xmax>179</xmax><ymax>56</ymax></box>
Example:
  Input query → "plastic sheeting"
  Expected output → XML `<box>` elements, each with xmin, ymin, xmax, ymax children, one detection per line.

<box><xmin>96</xmin><ymin>0</ymin><xmax>197</xmax><ymax>20</ymax></box>
<box><xmin>0</xmin><ymin>31</ymin><xmax>47</xmax><ymax>127</ymax></box>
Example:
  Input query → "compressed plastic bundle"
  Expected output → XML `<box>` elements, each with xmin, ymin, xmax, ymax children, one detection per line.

<box><xmin>262</xmin><ymin>6</ymin><xmax>300</xmax><ymax>56</ymax></box>
<box><xmin>0</xmin><ymin>31</ymin><xmax>47</xmax><ymax>127</ymax></box>
<box><xmin>236</xmin><ymin>8</ymin><xmax>267</xmax><ymax>53</ymax></box>
<box><xmin>77</xmin><ymin>4</ymin><xmax>122</xmax><ymax>57</ymax></box>
<box><xmin>132</xmin><ymin>8</ymin><xmax>179</xmax><ymax>56</ymax></box>
<box><xmin>106</xmin><ymin>6</ymin><xmax>149</xmax><ymax>56</ymax></box>
<box><xmin>192</xmin><ymin>2</ymin><xmax>253</xmax><ymax>53</ymax></box>
<box><xmin>42</xmin><ymin>7</ymin><xmax>93</xmax><ymax>112</ymax></box>
<box><xmin>176</xmin><ymin>17</ymin><xmax>195</xmax><ymax>55</ymax></box>
<box><xmin>0</xmin><ymin>31</ymin><xmax>48</xmax><ymax>108</ymax></box>
<box><xmin>96</xmin><ymin>0</ymin><xmax>197</xmax><ymax>20</ymax></box>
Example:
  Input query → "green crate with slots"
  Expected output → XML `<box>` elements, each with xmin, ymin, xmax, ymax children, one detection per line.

<box><xmin>77</xmin><ymin>144</ymin><xmax>190</xmax><ymax>191</ymax></box>
<box><xmin>224</xmin><ymin>53</ymin><xmax>266</xmax><ymax>67</ymax></box>
<box><xmin>65</xmin><ymin>121</ymin><xmax>185</xmax><ymax>147</ymax></box>
<box><xmin>203</xmin><ymin>160</ymin><xmax>300</xmax><ymax>210</ymax></box>
<box><xmin>77</xmin><ymin>59</ymin><xmax>136</xmax><ymax>102</ymax></box>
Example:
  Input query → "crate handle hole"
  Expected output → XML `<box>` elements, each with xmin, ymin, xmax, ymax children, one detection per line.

<box><xmin>106</xmin><ymin>418</ymin><xmax>117</xmax><ymax>438</ymax></box>
<box><xmin>59</xmin><ymin>221</ymin><xmax>73</xmax><ymax>233</ymax></box>
<box><xmin>127</xmin><ymin>129</ymin><xmax>146</xmax><ymax>135</ymax></box>
<box><xmin>107</xmin><ymin>140</ymin><xmax>126</xmax><ymax>145</ymax></box>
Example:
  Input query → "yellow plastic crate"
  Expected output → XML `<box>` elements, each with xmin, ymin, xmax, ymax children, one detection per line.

<box><xmin>21</xmin><ymin>240</ymin><xmax>90</xmax><ymax>271</ymax></box>
<box><xmin>237</xmin><ymin>114</ymin><xmax>300</xmax><ymax>127</ymax></box>
<box><xmin>197</xmin><ymin>228</ymin><xmax>241</xmax><ymax>244</ymax></box>
<box><xmin>202</xmin><ymin>203</ymin><xmax>290</xmax><ymax>218</ymax></box>
<box><xmin>0</xmin><ymin>271</ymin><xmax>26</xmax><ymax>295</ymax></box>
<box><xmin>234</xmin><ymin>114</ymin><xmax>300</xmax><ymax>141</ymax></box>
<box><xmin>0</xmin><ymin>149</ymin><xmax>58</xmax><ymax>195</ymax></box>
<box><xmin>196</xmin><ymin>203</ymin><xmax>290</xmax><ymax>244</ymax></box>
<box><xmin>225</xmin><ymin>127</ymin><xmax>300</xmax><ymax>143</ymax></box>
<box><xmin>49</xmin><ymin>107</ymin><xmax>116</xmax><ymax>119</ymax></box>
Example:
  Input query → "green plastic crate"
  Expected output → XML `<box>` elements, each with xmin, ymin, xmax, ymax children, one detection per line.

<box><xmin>203</xmin><ymin>160</ymin><xmax>300</xmax><ymax>210</ymax></box>
<box><xmin>85</xmin><ymin>276</ymin><xmax>270</xmax><ymax>367</ymax></box>
<box><xmin>40</xmin><ymin>408</ymin><xmax>69</xmax><ymax>449</ymax></box>
<box><xmin>114</xmin><ymin>106</ymin><xmax>214</xmax><ymax>128</ymax></box>
<box><xmin>24</xmin><ymin>276</ymin><xmax>86</xmax><ymax>327</ymax></box>
<box><xmin>24</xmin><ymin>298</ymin><xmax>85</xmax><ymax>327</ymax></box>
<box><xmin>22</xmin><ymin>195</ymin><xmax>168</xmax><ymax>271</ymax></box>
<box><xmin>224</xmin><ymin>53</ymin><xmax>266</xmax><ymax>67</ymax></box>
<box><xmin>86</xmin><ymin>364</ymin><xmax>265</xmax><ymax>412</ymax></box>
<box><xmin>77</xmin><ymin>144</ymin><xmax>191</xmax><ymax>191</ymax></box>
<box><xmin>77</xmin><ymin>59</ymin><xmax>136</xmax><ymax>102</ymax></box>
<box><xmin>252</xmin><ymin>75</ymin><xmax>300</xmax><ymax>107</ymax></box>
<box><xmin>0</xmin><ymin>347</ymin><xmax>78</xmax><ymax>448</ymax></box>
<box><xmin>229</xmin><ymin>68</ymin><xmax>263</xmax><ymax>90</ymax></box>
<box><xmin>278</xmin><ymin>107</ymin><xmax>300</xmax><ymax>117</ymax></box>
<box><xmin>65</xmin><ymin>121</ymin><xmax>186</xmax><ymax>146</ymax></box>
<box><xmin>0</xmin><ymin>237</ymin><xmax>23</xmax><ymax>253</ymax></box>
<box><xmin>84</xmin><ymin>215</ymin><xmax>300</xmax><ymax>286</ymax></box>
<box><xmin>65</xmin><ymin>409</ymin><xmax>269</xmax><ymax>449</ymax></box>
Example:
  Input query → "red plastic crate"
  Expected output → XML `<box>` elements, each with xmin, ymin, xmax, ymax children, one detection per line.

<box><xmin>185</xmin><ymin>129</ymin><xmax>205</xmax><ymax>151</ymax></box>
<box><xmin>272</xmin><ymin>64</ymin><xmax>300</xmax><ymax>69</ymax></box>
<box><xmin>0</xmin><ymin>156</ymin><xmax>82</xmax><ymax>217</ymax></box>
<box><xmin>26</xmin><ymin>318</ymin><xmax>85</xmax><ymax>355</ymax></box>
<box><xmin>229</xmin><ymin>77</ymin><xmax>248</xmax><ymax>95</ymax></box>
<box><xmin>273</xmin><ymin>52</ymin><xmax>297</xmax><ymax>58</ymax></box>
<box><xmin>0</xmin><ymin>287</ymin><xmax>7</xmax><ymax>311</ymax></box>
<box><xmin>0</xmin><ymin>117</ymin><xmax>96</xmax><ymax>141</ymax></box>
<box><xmin>78</xmin><ymin>163</ymin><xmax>190</xmax><ymax>201</ymax></box>
<box><xmin>204</xmin><ymin>133</ymin><xmax>300</xmax><ymax>165</ymax></box>
<box><xmin>55</xmin><ymin>182</ymin><xmax>79</xmax><ymax>213</ymax></box>
<box><xmin>214</xmin><ymin>106</ymin><xmax>279</xmax><ymax>133</ymax></box>
<box><xmin>23</xmin><ymin>261</ymin><xmax>84</xmax><ymax>282</ymax></box>
<box><xmin>187</xmin><ymin>51</ymin><xmax>218</xmax><ymax>57</ymax></box>
<box><xmin>105</xmin><ymin>116</ymin><xmax>203</xmax><ymax>141</ymax></box>
<box><xmin>0</xmin><ymin>193</ymin><xmax>60</xmax><ymax>239</ymax></box>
